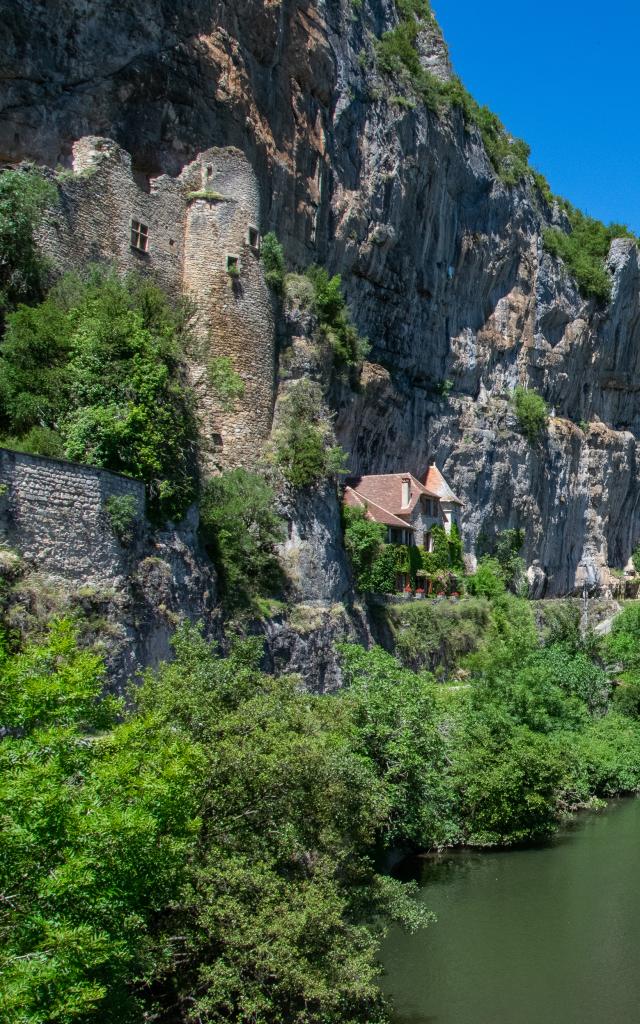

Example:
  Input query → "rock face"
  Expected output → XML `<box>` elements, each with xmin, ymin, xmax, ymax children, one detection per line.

<box><xmin>3</xmin><ymin>0</ymin><xmax>640</xmax><ymax>595</ymax></box>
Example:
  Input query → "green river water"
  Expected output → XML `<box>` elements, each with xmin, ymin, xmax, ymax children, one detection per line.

<box><xmin>381</xmin><ymin>798</ymin><xmax>640</xmax><ymax>1024</ymax></box>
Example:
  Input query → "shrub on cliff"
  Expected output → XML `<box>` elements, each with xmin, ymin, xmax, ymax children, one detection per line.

<box><xmin>0</xmin><ymin>268</ymin><xmax>197</xmax><ymax>521</ymax></box>
<box><xmin>271</xmin><ymin>379</ymin><xmax>349</xmax><ymax>488</ymax></box>
<box><xmin>543</xmin><ymin>204</ymin><xmax>635</xmax><ymax>304</ymax></box>
<box><xmin>0</xmin><ymin>169</ymin><xmax>56</xmax><ymax>315</ymax></box>
<box><xmin>199</xmin><ymin>467</ymin><xmax>285</xmax><ymax>611</ymax></box>
<box><xmin>512</xmin><ymin>385</ymin><xmax>548</xmax><ymax>443</ymax></box>
<box><xmin>261</xmin><ymin>231</ymin><xmax>286</xmax><ymax>294</ymax></box>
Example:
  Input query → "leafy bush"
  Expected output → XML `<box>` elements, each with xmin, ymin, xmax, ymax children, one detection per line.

<box><xmin>207</xmin><ymin>354</ymin><xmax>245</xmax><ymax>409</ymax></box>
<box><xmin>303</xmin><ymin>265</ymin><xmax>369</xmax><ymax>366</ymax></box>
<box><xmin>272</xmin><ymin>380</ymin><xmax>348</xmax><ymax>488</ymax></box>
<box><xmin>632</xmin><ymin>545</ymin><xmax>640</xmax><ymax>574</ymax></box>
<box><xmin>543</xmin><ymin>204</ymin><xmax>634</xmax><ymax>303</ymax></box>
<box><xmin>465</xmin><ymin>556</ymin><xmax>507</xmax><ymax>599</ymax></box>
<box><xmin>0</xmin><ymin>169</ymin><xmax>56</xmax><ymax>315</ymax></box>
<box><xmin>199</xmin><ymin>467</ymin><xmax>285</xmax><ymax>610</ymax></box>
<box><xmin>261</xmin><ymin>231</ymin><xmax>286</xmax><ymax>294</ymax></box>
<box><xmin>512</xmin><ymin>385</ymin><xmax>548</xmax><ymax>443</ymax></box>
<box><xmin>0</xmin><ymin>268</ymin><xmax>197</xmax><ymax>521</ymax></box>
<box><xmin>342</xmin><ymin>504</ymin><xmax>386</xmax><ymax>588</ymax></box>
<box><xmin>105</xmin><ymin>493</ymin><xmax>138</xmax><ymax>545</ymax></box>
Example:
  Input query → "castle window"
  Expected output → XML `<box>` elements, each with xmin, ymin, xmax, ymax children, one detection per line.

<box><xmin>206</xmin><ymin>165</ymin><xmax>213</xmax><ymax>178</ymax></box>
<box><xmin>248</xmin><ymin>225</ymin><xmax>260</xmax><ymax>252</ymax></box>
<box><xmin>226</xmin><ymin>254</ymin><xmax>240</xmax><ymax>277</ymax></box>
<box><xmin>130</xmin><ymin>219</ymin><xmax>149</xmax><ymax>252</ymax></box>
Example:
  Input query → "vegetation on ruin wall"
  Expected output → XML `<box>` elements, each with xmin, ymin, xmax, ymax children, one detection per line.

<box><xmin>5</xmin><ymin>588</ymin><xmax>640</xmax><ymax>1021</ymax></box>
<box><xmin>369</xmin><ymin>1</ymin><xmax>639</xmax><ymax>301</ymax></box>
<box><xmin>0</xmin><ymin>172</ymin><xmax>198</xmax><ymax>521</ymax></box>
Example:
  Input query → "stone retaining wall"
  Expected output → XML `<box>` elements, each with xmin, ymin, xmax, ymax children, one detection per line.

<box><xmin>0</xmin><ymin>448</ymin><xmax>145</xmax><ymax>584</ymax></box>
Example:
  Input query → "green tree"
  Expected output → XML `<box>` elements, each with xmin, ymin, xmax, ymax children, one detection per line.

<box><xmin>0</xmin><ymin>620</ymin><xmax>202</xmax><ymax>1024</ymax></box>
<box><xmin>199</xmin><ymin>467</ymin><xmax>285</xmax><ymax>610</ymax></box>
<box><xmin>338</xmin><ymin>643</ymin><xmax>457</xmax><ymax>849</ymax></box>
<box><xmin>466</xmin><ymin>556</ymin><xmax>507</xmax><ymax>599</ymax></box>
<box><xmin>0</xmin><ymin>170</ymin><xmax>56</xmax><ymax>315</ymax></box>
<box><xmin>512</xmin><ymin>386</ymin><xmax>548</xmax><ymax>443</ymax></box>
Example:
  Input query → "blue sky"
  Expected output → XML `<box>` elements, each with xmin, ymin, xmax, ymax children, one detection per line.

<box><xmin>434</xmin><ymin>1</ymin><xmax>640</xmax><ymax>232</ymax></box>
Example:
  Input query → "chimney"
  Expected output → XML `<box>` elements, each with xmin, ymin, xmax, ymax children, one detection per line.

<box><xmin>401</xmin><ymin>475</ymin><xmax>411</xmax><ymax>507</ymax></box>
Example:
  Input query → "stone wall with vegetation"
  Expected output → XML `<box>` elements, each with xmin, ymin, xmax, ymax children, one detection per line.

<box><xmin>36</xmin><ymin>136</ymin><xmax>275</xmax><ymax>469</ymax></box>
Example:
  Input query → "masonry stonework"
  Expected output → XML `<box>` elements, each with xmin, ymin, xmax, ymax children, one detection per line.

<box><xmin>0</xmin><ymin>448</ymin><xmax>145</xmax><ymax>584</ymax></box>
<box><xmin>36</xmin><ymin>136</ymin><xmax>275</xmax><ymax>469</ymax></box>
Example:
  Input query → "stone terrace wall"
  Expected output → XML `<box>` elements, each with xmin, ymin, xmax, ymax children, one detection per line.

<box><xmin>0</xmin><ymin>448</ymin><xmax>145</xmax><ymax>584</ymax></box>
<box><xmin>35</xmin><ymin>136</ymin><xmax>275</xmax><ymax>469</ymax></box>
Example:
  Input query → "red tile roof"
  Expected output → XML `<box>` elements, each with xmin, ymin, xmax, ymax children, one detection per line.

<box><xmin>343</xmin><ymin>486</ymin><xmax>415</xmax><ymax>530</ymax></box>
<box><xmin>422</xmin><ymin>463</ymin><xmax>463</xmax><ymax>504</ymax></box>
<box><xmin>346</xmin><ymin>473</ymin><xmax>436</xmax><ymax>517</ymax></box>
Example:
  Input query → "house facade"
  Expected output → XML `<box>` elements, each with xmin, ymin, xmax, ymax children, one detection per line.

<box><xmin>343</xmin><ymin>461</ymin><xmax>462</xmax><ymax>553</ymax></box>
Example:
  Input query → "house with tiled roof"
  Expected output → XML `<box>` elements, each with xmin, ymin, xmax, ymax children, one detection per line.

<box><xmin>343</xmin><ymin>461</ymin><xmax>462</xmax><ymax>552</ymax></box>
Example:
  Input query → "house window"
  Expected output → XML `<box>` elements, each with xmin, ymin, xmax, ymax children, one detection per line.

<box><xmin>130</xmin><ymin>219</ymin><xmax>149</xmax><ymax>252</ymax></box>
<box><xmin>248</xmin><ymin>225</ymin><xmax>260</xmax><ymax>252</ymax></box>
<box><xmin>226</xmin><ymin>254</ymin><xmax>240</xmax><ymax>276</ymax></box>
<box><xmin>424</xmin><ymin>531</ymin><xmax>433</xmax><ymax>553</ymax></box>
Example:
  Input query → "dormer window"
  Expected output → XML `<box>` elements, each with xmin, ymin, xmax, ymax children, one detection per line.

<box><xmin>248</xmin><ymin>225</ymin><xmax>260</xmax><ymax>252</ymax></box>
<box><xmin>130</xmin><ymin>219</ymin><xmax>148</xmax><ymax>252</ymax></box>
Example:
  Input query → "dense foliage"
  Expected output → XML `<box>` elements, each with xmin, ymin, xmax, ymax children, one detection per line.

<box><xmin>272</xmin><ymin>380</ymin><xmax>348</xmax><ymax>488</ymax></box>
<box><xmin>0</xmin><ymin>621</ymin><xmax>429</xmax><ymax>1024</ymax></box>
<box><xmin>199</xmin><ymin>467</ymin><xmax>285</xmax><ymax>611</ymax></box>
<box><xmin>0</xmin><ymin>170</ymin><xmax>56</xmax><ymax>316</ymax></box>
<box><xmin>512</xmin><ymin>386</ymin><xmax>548</xmax><ymax>443</ymax></box>
<box><xmin>342</xmin><ymin>511</ymin><xmax>464</xmax><ymax>593</ymax></box>
<box><xmin>0</xmin><ymin>268</ymin><xmax>197</xmax><ymax>520</ymax></box>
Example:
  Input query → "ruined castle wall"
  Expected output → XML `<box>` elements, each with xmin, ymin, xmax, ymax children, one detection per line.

<box><xmin>37</xmin><ymin>137</ymin><xmax>185</xmax><ymax>298</ymax></box>
<box><xmin>0</xmin><ymin>448</ymin><xmax>145</xmax><ymax>584</ymax></box>
<box><xmin>181</xmin><ymin>147</ymin><xmax>275</xmax><ymax>468</ymax></box>
<box><xmin>35</xmin><ymin>137</ymin><xmax>275</xmax><ymax>471</ymax></box>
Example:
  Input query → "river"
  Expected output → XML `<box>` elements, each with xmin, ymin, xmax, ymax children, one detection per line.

<box><xmin>381</xmin><ymin>798</ymin><xmax>640</xmax><ymax>1024</ymax></box>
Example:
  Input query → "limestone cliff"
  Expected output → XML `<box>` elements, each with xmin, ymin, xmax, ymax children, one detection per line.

<box><xmin>3</xmin><ymin>0</ymin><xmax>640</xmax><ymax>596</ymax></box>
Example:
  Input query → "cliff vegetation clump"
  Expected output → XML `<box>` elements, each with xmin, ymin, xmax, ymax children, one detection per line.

<box><xmin>543</xmin><ymin>204</ymin><xmax>636</xmax><ymax>303</ymax></box>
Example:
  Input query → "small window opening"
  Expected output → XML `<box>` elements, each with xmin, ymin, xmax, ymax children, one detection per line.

<box><xmin>131</xmin><ymin>219</ymin><xmax>149</xmax><ymax>252</ymax></box>
<box><xmin>206</xmin><ymin>165</ymin><xmax>213</xmax><ymax>178</ymax></box>
<box><xmin>248</xmin><ymin>225</ymin><xmax>260</xmax><ymax>252</ymax></box>
<box><xmin>226</xmin><ymin>254</ymin><xmax>240</xmax><ymax>277</ymax></box>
